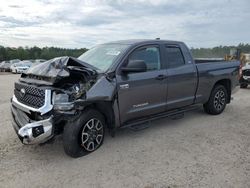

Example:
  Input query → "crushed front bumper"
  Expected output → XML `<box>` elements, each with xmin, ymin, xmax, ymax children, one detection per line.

<box><xmin>11</xmin><ymin>104</ymin><xmax>54</xmax><ymax>144</ymax></box>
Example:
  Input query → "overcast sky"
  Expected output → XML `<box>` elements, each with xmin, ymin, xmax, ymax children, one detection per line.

<box><xmin>0</xmin><ymin>0</ymin><xmax>249</xmax><ymax>48</ymax></box>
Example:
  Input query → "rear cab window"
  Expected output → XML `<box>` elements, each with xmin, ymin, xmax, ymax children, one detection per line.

<box><xmin>165</xmin><ymin>46</ymin><xmax>185</xmax><ymax>68</ymax></box>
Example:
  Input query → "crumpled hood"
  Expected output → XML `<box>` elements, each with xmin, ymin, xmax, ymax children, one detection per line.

<box><xmin>26</xmin><ymin>56</ymin><xmax>97</xmax><ymax>78</ymax></box>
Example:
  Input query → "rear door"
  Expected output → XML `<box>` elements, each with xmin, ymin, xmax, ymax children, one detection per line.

<box><xmin>164</xmin><ymin>44</ymin><xmax>197</xmax><ymax>110</ymax></box>
<box><xmin>116</xmin><ymin>45</ymin><xmax>168</xmax><ymax>124</ymax></box>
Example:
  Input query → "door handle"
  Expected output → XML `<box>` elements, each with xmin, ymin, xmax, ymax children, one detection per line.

<box><xmin>155</xmin><ymin>74</ymin><xmax>167</xmax><ymax>80</ymax></box>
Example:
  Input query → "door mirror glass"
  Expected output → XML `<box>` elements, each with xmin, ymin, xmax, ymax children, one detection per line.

<box><xmin>121</xmin><ymin>60</ymin><xmax>147</xmax><ymax>73</ymax></box>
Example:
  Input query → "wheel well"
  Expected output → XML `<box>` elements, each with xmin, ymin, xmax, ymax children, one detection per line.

<box><xmin>84</xmin><ymin>102</ymin><xmax>115</xmax><ymax>129</ymax></box>
<box><xmin>214</xmin><ymin>79</ymin><xmax>231</xmax><ymax>103</ymax></box>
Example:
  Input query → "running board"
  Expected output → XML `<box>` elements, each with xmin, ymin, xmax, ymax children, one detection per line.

<box><xmin>129</xmin><ymin>122</ymin><xmax>150</xmax><ymax>131</ymax></box>
<box><xmin>170</xmin><ymin>112</ymin><xmax>184</xmax><ymax>120</ymax></box>
<box><xmin>122</xmin><ymin>105</ymin><xmax>200</xmax><ymax>130</ymax></box>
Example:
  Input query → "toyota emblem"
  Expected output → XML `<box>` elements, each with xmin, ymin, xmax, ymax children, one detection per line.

<box><xmin>20</xmin><ymin>88</ymin><xmax>26</xmax><ymax>97</ymax></box>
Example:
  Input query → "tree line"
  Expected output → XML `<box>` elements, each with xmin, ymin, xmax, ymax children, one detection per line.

<box><xmin>0</xmin><ymin>43</ymin><xmax>250</xmax><ymax>61</ymax></box>
<box><xmin>0</xmin><ymin>46</ymin><xmax>88</xmax><ymax>61</ymax></box>
<box><xmin>191</xmin><ymin>43</ymin><xmax>250</xmax><ymax>58</ymax></box>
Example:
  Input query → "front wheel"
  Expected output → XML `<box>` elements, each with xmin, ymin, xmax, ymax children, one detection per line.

<box><xmin>203</xmin><ymin>85</ymin><xmax>228</xmax><ymax>115</ymax></box>
<box><xmin>63</xmin><ymin>109</ymin><xmax>105</xmax><ymax>158</ymax></box>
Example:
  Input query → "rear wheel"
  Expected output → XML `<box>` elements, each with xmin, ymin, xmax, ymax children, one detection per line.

<box><xmin>63</xmin><ymin>109</ymin><xmax>105</xmax><ymax>158</ymax></box>
<box><xmin>240</xmin><ymin>83</ymin><xmax>248</xmax><ymax>88</ymax></box>
<box><xmin>203</xmin><ymin>85</ymin><xmax>228</xmax><ymax>115</ymax></box>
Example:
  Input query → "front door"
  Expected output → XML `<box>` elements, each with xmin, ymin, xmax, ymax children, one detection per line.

<box><xmin>116</xmin><ymin>45</ymin><xmax>168</xmax><ymax>124</ymax></box>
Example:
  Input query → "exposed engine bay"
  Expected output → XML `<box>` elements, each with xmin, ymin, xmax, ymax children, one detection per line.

<box><xmin>18</xmin><ymin>56</ymin><xmax>99</xmax><ymax>109</ymax></box>
<box><xmin>52</xmin><ymin>68</ymin><xmax>97</xmax><ymax>104</ymax></box>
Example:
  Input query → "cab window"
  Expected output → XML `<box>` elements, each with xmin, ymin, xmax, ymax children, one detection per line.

<box><xmin>129</xmin><ymin>46</ymin><xmax>161</xmax><ymax>71</ymax></box>
<box><xmin>165</xmin><ymin>46</ymin><xmax>185</xmax><ymax>68</ymax></box>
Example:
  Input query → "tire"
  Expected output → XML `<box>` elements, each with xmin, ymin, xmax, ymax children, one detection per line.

<box><xmin>203</xmin><ymin>85</ymin><xmax>228</xmax><ymax>115</ymax></box>
<box><xmin>63</xmin><ymin>109</ymin><xmax>105</xmax><ymax>158</ymax></box>
<box><xmin>240</xmin><ymin>83</ymin><xmax>248</xmax><ymax>88</ymax></box>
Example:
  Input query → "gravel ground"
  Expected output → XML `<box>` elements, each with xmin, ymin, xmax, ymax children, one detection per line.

<box><xmin>0</xmin><ymin>74</ymin><xmax>249</xmax><ymax>188</ymax></box>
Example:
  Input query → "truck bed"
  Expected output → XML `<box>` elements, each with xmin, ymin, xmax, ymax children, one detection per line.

<box><xmin>195</xmin><ymin>58</ymin><xmax>226</xmax><ymax>64</ymax></box>
<box><xmin>194</xmin><ymin>60</ymin><xmax>240</xmax><ymax>104</ymax></box>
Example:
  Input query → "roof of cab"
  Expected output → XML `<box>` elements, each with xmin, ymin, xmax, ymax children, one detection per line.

<box><xmin>106</xmin><ymin>39</ymin><xmax>184</xmax><ymax>46</ymax></box>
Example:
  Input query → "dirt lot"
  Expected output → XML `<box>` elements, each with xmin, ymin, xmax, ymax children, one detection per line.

<box><xmin>0</xmin><ymin>74</ymin><xmax>249</xmax><ymax>188</ymax></box>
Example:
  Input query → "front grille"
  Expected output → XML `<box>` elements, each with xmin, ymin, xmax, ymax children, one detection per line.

<box><xmin>14</xmin><ymin>82</ymin><xmax>45</xmax><ymax>108</ymax></box>
<box><xmin>243</xmin><ymin>70</ymin><xmax>250</xmax><ymax>76</ymax></box>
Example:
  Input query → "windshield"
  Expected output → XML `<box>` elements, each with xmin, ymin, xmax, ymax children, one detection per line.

<box><xmin>78</xmin><ymin>44</ymin><xmax>130</xmax><ymax>72</ymax></box>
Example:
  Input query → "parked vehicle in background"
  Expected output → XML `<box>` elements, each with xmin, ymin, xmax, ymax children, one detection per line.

<box><xmin>11</xmin><ymin>60</ymin><xmax>32</xmax><ymax>74</ymax></box>
<box><xmin>0</xmin><ymin>59</ymin><xmax>21</xmax><ymax>72</ymax></box>
<box><xmin>224</xmin><ymin>49</ymin><xmax>250</xmax><ymax>89</ymax></box>
<box><xmin>10</xmin><ymin>39</ymin><xmax>240</xmax><ymax>158</ymax></box>
<box><xmin>0</xmin><ymin>61</ymin><xmax>12</xmax><ymax>72</ymax></box>
<box><xmin>0</xmin><ymin>61</ymin><xmax>5</xmax><ymax>71</ymax></box>
<box><xmin>22</xmin><ymin>59</ymin><xmax>46</xmax><ymax>64</ymax></box>
<box><xmin>1</xmin><ymin>59</ymin><xmax>46</xmax><ymax>72</ymax></box>
<box><xmin>34</xmin><ymin>59</ymin><xmax>46</xmax><ymax>63</ymax></box>
<box><xmin>10</xmin><ymin>59</ymin><xmax>21</xmax><ymax>64</ymax></box>
<box><xmin>239</xmin><ymin>53</ymin><xmax>250</xmax><ymax>88</ymax></box>
<box><xmin>31</xmin><ymin>59</ymin><xmax>47</xmax><ymax>67</ymax></box>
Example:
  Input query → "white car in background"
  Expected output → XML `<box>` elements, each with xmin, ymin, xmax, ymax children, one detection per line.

<box><xmin>11</xmin><ymin>60</ymin><xmax>32</xmax><ymax>74</ymax></box>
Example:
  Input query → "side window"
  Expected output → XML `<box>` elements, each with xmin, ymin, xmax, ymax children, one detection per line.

<box><xmin>165</xmin><ymin>46</ymin><xmax>185</xmax><ymax>68</ymax></box>
<box><xmin>129</xmin><ymin>46</ymin><xmax>161</xmax><ymax>71</ymax></box>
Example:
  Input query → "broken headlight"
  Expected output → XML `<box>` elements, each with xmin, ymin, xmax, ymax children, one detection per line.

<box><xmin>52</xmin><ymin>92</ymin><xmax>74</xmax><ymax>111</ymax></box>
<box><xmin>52</xmin><ymin>81</ymin><xmax>87</xmax><ymax>111</ymax></box>
<box><xmin>52</xmin><ymin>92</ymin><xmax>69</xmax><ymax>104</ymax></box>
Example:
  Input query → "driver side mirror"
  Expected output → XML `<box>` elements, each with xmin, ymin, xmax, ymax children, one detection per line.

<box><xmin>121</xmin><ymin>60</ymin><xmax>147</xmax><ymax>73</ymax></box>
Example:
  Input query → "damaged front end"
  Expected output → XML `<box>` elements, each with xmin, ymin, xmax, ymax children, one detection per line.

<box><xmin>11</xmin><ymin>56</ymin><xmax>116</xmax><ymax>144</ymax></box>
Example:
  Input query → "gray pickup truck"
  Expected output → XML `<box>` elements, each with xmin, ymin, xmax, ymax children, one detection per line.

<box><xmin>11</xmin><ymin>39</ymin><xmax>240</xmax><ymax>158</ymax></box>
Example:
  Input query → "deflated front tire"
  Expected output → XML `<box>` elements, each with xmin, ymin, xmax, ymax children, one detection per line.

<box><xmin>63</xmin><ymin>109</ymin><xmax>105</xmax><ymax>158</ymax></box>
